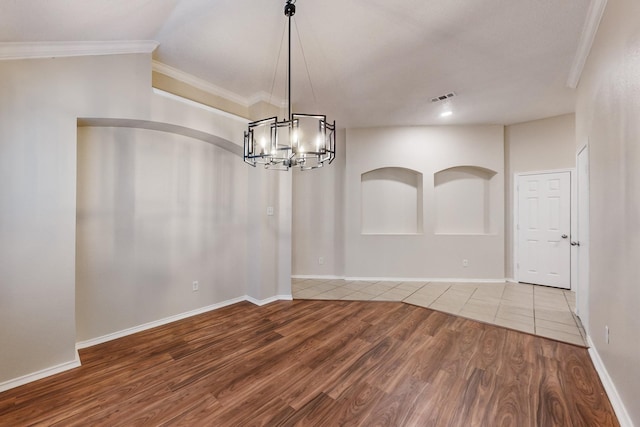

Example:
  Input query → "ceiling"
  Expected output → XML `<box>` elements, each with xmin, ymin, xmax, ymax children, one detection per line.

<box><xmin>0</xmin><ymin>0</ymin><xmax>593</xmax><ymax>128</ymax></box>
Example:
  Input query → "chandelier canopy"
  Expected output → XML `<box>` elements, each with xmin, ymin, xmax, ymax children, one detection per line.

<box><xmin>243</xmin><ymin>0</ymin><xmax>336</xmax><ymax>171</ymax></box>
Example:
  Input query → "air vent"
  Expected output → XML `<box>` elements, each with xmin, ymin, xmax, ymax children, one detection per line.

<box><xmin>430</xmin><ymin>92</ymin><xmax>456</xmax><ymax>103</ymax></box>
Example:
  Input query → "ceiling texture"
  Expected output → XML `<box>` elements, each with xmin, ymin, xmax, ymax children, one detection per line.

<box><xmin>0</xmin><ymin>0</ymin><xmax>594</xmax><ymax>128</ymax></box>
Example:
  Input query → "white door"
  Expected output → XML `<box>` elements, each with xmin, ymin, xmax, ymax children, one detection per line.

<box><xmin>517</xmin><ymin>171</ymin><xmax>571</xmax><ymax>288</ymax></box>
<box><xmin>576</xmin><ymin>147</ymin><xmax>589</xmax><ymax>330</ymax></box>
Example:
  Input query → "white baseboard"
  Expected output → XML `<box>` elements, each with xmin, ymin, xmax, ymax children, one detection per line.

<box><xmin>0</xmin><ymin>350</ymin><xmax>81</xmax><ymax>393</ymax></box>
<box><xmin>2</xmin><ymin>293</ymin><xmax>293</xmax><ymax>393</ymax></box>
<box><xmin>292</xmin><ymin>274</ymin><xmax>344</xmax><ymax>280</ymax></box>
<box><xmin>77</xmin><ymin>294</ymin><xmax>292</xmax><ymax>349</ymax></box>
<box><xmin>293</xmin><ymin>274</ymin><xmax>509</xmax><ymax>284</ymax></box>
<box><xmin>344</xmin><ymin>276</ymin><xmax>506</xmax><ymax>283</ymax></box>
<box><xmin>246</xmin><ymin>294</ymin><xmax>292</xmax><ymax>306</ymax></box>
<box><xmin>587</xmin><ymin>336</ymin><xmax>634</xmax><ymax>427</ymax></box>
<box><xmin>76</xmin><ymin>296</ymin><xmax>248</xmax><ymax>349</ymax></box>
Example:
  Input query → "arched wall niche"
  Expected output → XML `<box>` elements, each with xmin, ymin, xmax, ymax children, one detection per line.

<box><xmin>361</xmin><ymin>167</ymin><xmax>423</xmax><ymax>234</ymax></box>
<box><xmin>434</xmin><ymin>165</ymin><xmax>497</xmax><ymax>235</ymax></box>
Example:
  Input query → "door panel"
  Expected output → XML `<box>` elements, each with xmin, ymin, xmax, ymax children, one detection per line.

<box><xmin>517</xmin><ymin>172</ymin><xmax>571</xmax><ymax>288</ymax></box>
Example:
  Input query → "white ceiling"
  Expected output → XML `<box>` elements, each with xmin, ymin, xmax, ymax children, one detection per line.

<box><xmin>0</xmin><ymin>0</ymin><xmax>593</xmax><ymax>128</ymax></box>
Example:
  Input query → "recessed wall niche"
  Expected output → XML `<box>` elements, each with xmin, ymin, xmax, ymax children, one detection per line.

<box><xmin>361</xmin><ymin>167</ymin><xmax>423</xmax><ymax>234</ymax></box>
<box><xmin>434</xmin><ymin>166</ymin><xmax>497</xmax><ymax>235</ymax></box>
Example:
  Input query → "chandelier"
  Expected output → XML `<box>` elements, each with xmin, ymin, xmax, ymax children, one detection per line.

<box><xmin>243</xmin><ymin>0</ymin><xmax>336</xmax><ymax>171</ymax></box>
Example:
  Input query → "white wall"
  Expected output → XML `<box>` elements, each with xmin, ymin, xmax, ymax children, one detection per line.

<box><xmin>575</xmin><ymin>0</ymin><xmax>640</xmax><ymax>423</ymax></box>
<box><xmin>0</xmin><ymin>54</ymin><xmax>290</xmax><ymax>388</ymax></box>
<box><xmin>345</xmin><ymin>125</ymin><xmax>504</xmax><ymax>280</ymax></box>
<box><xmin>504</xmin><ymin>114</ymin><xmax>576</xmax><ymax>280</ymax></box>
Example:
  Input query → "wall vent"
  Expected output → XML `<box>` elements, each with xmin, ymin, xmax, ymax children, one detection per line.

<box><xmin>430</xmin><ymin>92</ymin><xmax>456</xmax><ymax>103</ymax></box>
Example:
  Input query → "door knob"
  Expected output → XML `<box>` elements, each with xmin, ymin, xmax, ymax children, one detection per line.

<box><xmin>571</xmin><ymin>241</ymin><xmax>580</xmax><ymax>246</ymax></box>
<box><xmin>561</xmin><ymin>234</ymin><xmax>568</xmax><ymax>238</ymax></box>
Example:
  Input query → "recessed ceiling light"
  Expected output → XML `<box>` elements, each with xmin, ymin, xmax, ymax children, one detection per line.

<box><xmin>440</xmin><ymin>111</ymin><xmax>453</xmax><ymax>118</ymax></box>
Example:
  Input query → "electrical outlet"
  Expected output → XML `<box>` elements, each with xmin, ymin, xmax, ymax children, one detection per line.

<box><xmin>605</xmin><ymin>325</ymin><xmax>609</xmax><ymax>344</ymax></box>
<box><xmin>462</xmin><ymin>259</ymin><xmax>469</xmax><ymax>267</ymax></box>
<box><xmin>318</xmin><ymin>257</ymin><xmax>325</xmax><ymax>265</ymax></box>
<box><xmin>266</xmin><ymin>206</ymin><xmax>274</xmax><ymax>216</ymax></box>
<box><xmin>192</xmin><ymin>281</ymin><xmax>199</xmax><ymax>292</ymax></box>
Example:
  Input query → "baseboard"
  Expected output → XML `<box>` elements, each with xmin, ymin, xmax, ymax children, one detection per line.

<box><xmin>76</xmin><ymin>293</ymin><xmax>292</xmax><ymax>350</ymax></box>
<box><xmin>587</xmin><ymin>336</ymin><xmax>634</xmax><ymax>427</ymax></box>
<box><xmin>505</xmin><ymin>277</ymin><xmax>517</xmax><ymax>283</ymax></box>
<box><xmin>76</xmin><ymin>296</ymin><xmax>248</xmax><ymax>349</ymax></box>
<box><xmin>293</xmin><ymin>274</ymin><xmax>509</xmax><ymax>284</ymax></box>
<box><xmin>246</xmin><ymin>294</ymin><xmax>293</xmax><ymax>306</ymax></box>
<box><xmin>344</xmin><ymin>276</ymin><xmax>507</xmax><ymax>283</ymax></box>
<box><xmin>0</xmin><ymin>350</ymin><xmax>81</xmax><ymax>393</ymax></box>
<box><xmin>2</xmin><ymin>294</ymin><xmax>293</xmax><ymax>393</ymax></box>
<box><xmin>77</xmin><ymin>294</ymin><xmax>293</xmax><ymax>349</ymax></box>
<box><xmin>292</xmin><ymin>274</ymin><xmax>344</xmax><ymax>280</ymax></box>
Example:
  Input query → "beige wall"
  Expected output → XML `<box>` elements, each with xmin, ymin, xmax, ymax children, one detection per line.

<box><xmin>575</xmin><ymin>0</ymin><xmax>640</xmax><ymax>423</ymax></box>
<box><xmin>295</xmin><ymin>118</ymin><xmax>578</xmax><ymax>282</ymax></box>
<box><xmin>246</xmin><ymin>165</ymin><xmax>292</xmax><ymax>300</ymax></box>
<box><xmin>344</xmin><ymin>125</ymin><xmax>504</xmax><ymax>280</ymax></box>
<box><xmin>0</xmin><ymin>54</ymin><xmax>291</xmax><ymax>388</ymax></box>
<box><xmin>0</xmin><ymin>54</ymin><xmax>151</xmax><ymax>384</ymax></box>
<box><xmin>292</xmin><ymin>129</ymin><xmax>346</xmax><ymax>277</ymax></box>
<box><xmin>76</xmin><ymin>126</ymin><xmax>248</xmax><ymax>339</ymax></box>
<box><xmin>294</xmin><ymin>124</ymin><xmax>506</xmax><ymax>280</ymax></box>
<box><xmin>504</xmin><ymin>114</ymin><xmax>576</xmax><ymax>279</ymax></box>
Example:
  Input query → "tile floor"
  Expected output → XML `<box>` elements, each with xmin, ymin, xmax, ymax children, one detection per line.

<box><xmin>292</xmin><ymin>278</ymin><xmax>587</xmax><ymax>346</ymax></box>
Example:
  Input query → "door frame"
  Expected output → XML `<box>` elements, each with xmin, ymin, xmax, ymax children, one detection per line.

<box><xmin>575</xmin><ymin>143</ymin><xmax>589</xmax><ymax>329</ymax></box>
<box><xmin>513</xmin><ymin>168</ymin><xmax>575</xmax><ymax>285</ymax></box>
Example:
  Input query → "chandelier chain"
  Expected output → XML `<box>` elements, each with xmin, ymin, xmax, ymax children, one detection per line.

<box><xmin>294</xmin><ymin>18</ymin><xmax>319</xmax><ymax>112</ymax></box>
<box><xmin>268</xmin><ymin>22</ymin><xmax>288</xmax><ymax>113</ymax></box>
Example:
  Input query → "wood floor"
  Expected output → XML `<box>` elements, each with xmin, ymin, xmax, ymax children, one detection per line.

<box><xmin>0</xmin><ymin>300</ymin><xmax>618</xmax><ymax>426</ymax></box>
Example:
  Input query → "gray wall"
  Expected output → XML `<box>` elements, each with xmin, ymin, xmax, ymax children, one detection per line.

<box><xmin>575</xmin><ymin>0</ymin><xmax>640</xmax><ymax>423</ymax></box>
<box><xmin>344</xmin><ymin>125</ymin><xmax>504</xmax><ymax>280</ymax></box>
<box><xmin>76</xmin><ymin>125</ymin><xmax>248</xmax><ymax>341</ymax></box>
<box><xmin>0</xmin><ymin>53</ymin><xmax>290</xmax><ymax>387</ymax></box>
<box><xmin>294</xmin><ymin>118</ymin><xmax>580</xmax><ymax>284</ymax></box>
<box><xmin>292</xmin><ymin>129</ymin><xmax>346</xmax><ymax>277</ymax></box>
<box><xmin>504</xmin><ymin>114</ymin><xmax>576</xmax><ymax>280</ymax></box>
<box><xmin>0</xmin><ymin>54</ymin><xmax>151</xmax><ymax>383</ymax></box>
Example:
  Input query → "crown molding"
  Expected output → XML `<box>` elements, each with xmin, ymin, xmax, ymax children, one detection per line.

<box><xmin>0</xmin><ymin>40</ymin><xmax>159</xmax><ymax>61</ymax></box>
<box><xmin>566</xmin><ymin>0</ymin><xmax>608</xmax><ymax>89</ymax></box>
<box><xmin>247</xmin><ymin>91</ymin><xmax>286</xmax><ymax>108</ymax></box>
<box><xmin>152</xmin><ymin>88</ymin><xmax>249</xmax><ymax>123</ymax></box>
<box><xmin>152</xmin><ymin>60</ymin><xmax>250</xmax><ymax>107</ymax></box>
<box><xmin>152</xmin><ymin>60</ymin><xmax>285</xmax><ymax>109</ymax></box>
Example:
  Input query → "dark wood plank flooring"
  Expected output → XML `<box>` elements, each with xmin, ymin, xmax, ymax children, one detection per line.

<box><xmin>0</xmin><ymin>300</ymin><xmax>619</xmax><ymax>426</ymax></box>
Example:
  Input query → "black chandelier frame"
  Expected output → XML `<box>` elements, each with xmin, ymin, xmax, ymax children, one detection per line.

<box><xmin>243</xmin><ymin>0</ymin><xmax>336</xmax><ymax>171</ymax></box>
